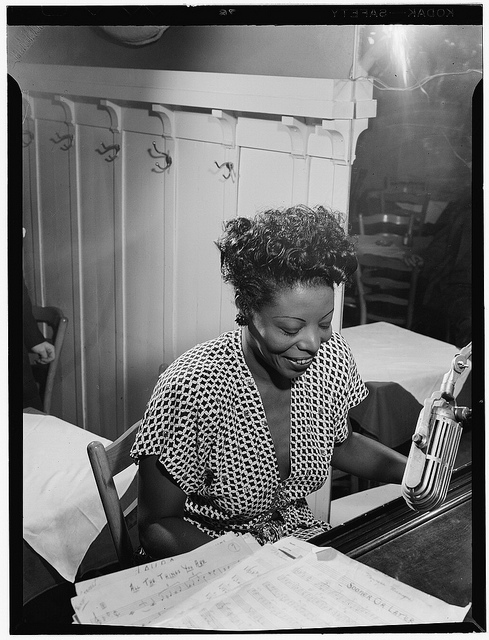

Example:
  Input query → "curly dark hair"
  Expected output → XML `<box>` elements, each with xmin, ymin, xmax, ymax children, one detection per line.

<box><xmin>216</xmin><ymin>204</ymin><xmax>357</xmax><ymax>324</ymax></box>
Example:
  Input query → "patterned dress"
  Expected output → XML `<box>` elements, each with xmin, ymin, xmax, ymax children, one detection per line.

<box><xmin>130</xmin><ymin>329</ymin><xmax>368</xmax><ymax>544</ymax></box>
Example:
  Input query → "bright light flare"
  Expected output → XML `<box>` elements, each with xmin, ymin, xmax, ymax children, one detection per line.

<box><xmin>384</xmin><ymin>25</ymin><xmax>409</xmax><ymax>85</ymax></box>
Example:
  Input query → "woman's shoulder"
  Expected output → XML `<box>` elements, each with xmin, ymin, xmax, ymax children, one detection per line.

<box><xmin>315</xmin><ymin>330</ymin><xmax>354</xmax><ymax>370</ymax></box>
<box><xmin>324</xmin><ymin>330</ymin><xmax>353</xmax><ymax>355</ymax></box>
<box><xmin>162</xmin><ymin>330</ymin><xmax>242</xmax><ymax>386</ymax></box>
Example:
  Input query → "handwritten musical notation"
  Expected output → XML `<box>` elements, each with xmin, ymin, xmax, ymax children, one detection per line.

<box><xmin>73</xmin><ymin>535</ymin><xmax>471</xmax><ymax>629</ymax></box>
<box><xmin>160</xmin><ymin>546</ymin><xmax>471</xmax><ymax>630</ymax></box>
<box><xmin>72</xmin><ymin>532</ymin><xmax>260</xmax><ymax>625</ymax></box>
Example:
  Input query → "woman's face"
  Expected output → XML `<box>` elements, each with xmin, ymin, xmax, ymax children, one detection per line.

<box><xmin>246</xmin><ymin>283</ymin><xmax>335</xmax><ymax>379</ymax></box>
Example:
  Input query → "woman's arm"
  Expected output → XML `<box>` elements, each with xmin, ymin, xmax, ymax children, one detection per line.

<box><xmin>331</xmin><ymin>423</ymin><xmax>407</xmax><ymax>485</ymax></box>
<box><xmin>137</xmin><ymin>455</ymin><xmax>212</xmax><ymax>559</ymax></box>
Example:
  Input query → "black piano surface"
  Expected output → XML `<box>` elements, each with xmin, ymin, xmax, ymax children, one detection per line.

<box><xmin>310</xmin><ymin>462</ymin><xmax>484</xmax><ymax>632</ymax></box>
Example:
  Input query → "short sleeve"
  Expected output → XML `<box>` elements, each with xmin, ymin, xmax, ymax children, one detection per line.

<box><xmin>336</xmin><ymin>346</ymin><xmax>368</xmax><ymax>443</ymax></box>
<box><xmin>325</xmin><ymin>333</ymin><xmax>368</xmax><ymax>445</ymax></box>
<box><xmin>130</xmin><ymin>365</ymin><xmax>207</xmax><ymax>494</ymax></box>
<box><xmin>346</xmin><ymin>345</ymin><xmax>369</xmax><ymax>411</ymax></box>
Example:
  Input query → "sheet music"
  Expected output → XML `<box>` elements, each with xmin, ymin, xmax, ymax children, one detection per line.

<box><xmin>73</xmin><ymin>536</ymin><xmax>470</xmax><ymax>629</ymax></box>
<box><xmin>72</xmin><ymin>532</ymin><xmax>259</xmax><ymax>625</ymax></box>
<box><xmin>160</xmin><ymin>546</ymin><xmax>471</xmax><ymax>630</ymax></box>
<box><xmin>75</xmin><ymin>532</ymin><xmax>260</xmax><ymax>596</ymax></box>
<box><xmin>146</xmin><ymin>539</ymin><xmax>313</xmax><ymax>627</ymax></box>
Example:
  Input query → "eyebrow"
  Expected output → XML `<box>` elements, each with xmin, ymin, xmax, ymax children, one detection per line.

<box><xmin>273</xmin><ymin>309</ymin><xmax>334</xmax><ymax>322</ymax></box>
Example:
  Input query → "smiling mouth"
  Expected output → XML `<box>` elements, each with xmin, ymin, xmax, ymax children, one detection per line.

<box><xmin>284</xmin><ymin>356</ymin><xmax>314</xmax><ymax>366</ymax></box>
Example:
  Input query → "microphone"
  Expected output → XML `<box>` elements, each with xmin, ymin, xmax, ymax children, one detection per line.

<box><xmin>401</xmin><ymin>343</ymin><xmax>472</xmax><ymax>512</ymax></box>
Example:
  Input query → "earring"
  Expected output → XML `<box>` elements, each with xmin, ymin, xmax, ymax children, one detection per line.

<box><xmin>235</xmin><ymin>313</ymin><xmax>248</xmax><ymax>326</ymax></box>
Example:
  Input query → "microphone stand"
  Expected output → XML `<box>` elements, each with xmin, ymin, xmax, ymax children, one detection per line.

<box><xmin>401</xmin><ymin>343</ymin><xmax>472</xmax><ymax>512</ymax></box>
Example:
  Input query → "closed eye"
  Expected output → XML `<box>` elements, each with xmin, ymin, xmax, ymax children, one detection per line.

<box><xmin>281</xmin><ymin>328</ymin><xmax>300</xmax><ymax>336</ymax></box>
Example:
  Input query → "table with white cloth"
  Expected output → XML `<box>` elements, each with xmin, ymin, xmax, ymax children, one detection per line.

<box><xmin>22</xmin><ymin>412</ymin><xmax>138</xmax><ymax>607</ymax></box>
<box><xmin>341</xmin><ymin>322</ymin><xmax>471</xmax><ymax>449</ymax></box>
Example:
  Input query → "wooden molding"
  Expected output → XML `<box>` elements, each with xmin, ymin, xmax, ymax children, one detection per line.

<box><xmin>14</xmin><ymin>64</ymin><xmax>376</xmax><ymax>122</ymax></box>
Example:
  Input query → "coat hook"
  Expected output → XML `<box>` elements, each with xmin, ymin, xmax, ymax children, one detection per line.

<box><xmin>150</xmin><ymin>142</ymin><xmax>172</xmax><ymax>172</ymax></box>
<box><xmin>214</xmin><ymin>161</ymin><xmax>234</xmax><ymax>180</ymax></box>
<box><xmin>152</xmin><ymin>158</ymin><xmax>172</xmax><ymax>173</ymax></box>
<box><xmin>152</xmin><ymin>141</ymin><xmax>165</xmax><ymax>156</ymax></box>
<box><xmin>50</xmin><ymin>132</ymin><xmax>74</xmax><ymax>151</ymax></box>
<box><xmin>95</xmin><ymin>141</ymin><xmax>120</xmax><ymax>162</ymax></box>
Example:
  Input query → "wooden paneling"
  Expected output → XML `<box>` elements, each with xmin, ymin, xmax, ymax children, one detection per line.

<box><xmin>76</xmin><ymin>119</ymin><xmax>119</xmax><ymax>434</ymax></box>
<box><xmin>18</xmin><ymin>68</ymin><xmax>374</xmax><ymax>438</ymax></box>
<box><xmin>172</xmin><ymin>137</ymin><xmax>237</xmax><ymax>358</ymax></box>
<box><xmin>121</xmin><ymin>129</ymin><xmax>167</xmax><ymax>426</ymax></box>
<box><xmin>21</xmin><ymin>99</ymin><xmax>38</xmax><ymax>295</ymax></box>
<box><xmin>15</xmin><ymin>64</ymin><xmax>370</xmax><ymax>120</ymax></box>
<box><xmin>236</xmin><ymin>147</ymin><xmax>294</xmax><ymax>218</ymax></box>
<box><xmin>28</xmin><ymin>115</ymin><xmax>80</xmax><ymax>424</ymax></box>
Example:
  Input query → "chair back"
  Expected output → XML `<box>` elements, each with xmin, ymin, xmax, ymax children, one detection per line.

<box><xmin>87</xmin><ymin>420</ymin><xmax>141</xmax><ymax>569</ymax></box>
<box><xmin>356</xmin><ymin>254</ymin><xmax>419</xmax><ymax>329</ymax></box>
<box><xmin>380</xmin><ymin>185</ymin><xmax>430</xmax><ymax>233</ymax></box>
<box><xmin>31</xmin><ymin>305</ymin><xmax>68</xmax><ymax>414</ymax></box>
<box><xmin>358</xmin><ymin>212</ymin><xmax>416</xmax><ymax>239</ymax></box>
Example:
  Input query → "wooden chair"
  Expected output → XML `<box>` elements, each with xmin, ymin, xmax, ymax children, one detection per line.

<box><xmin>342</xmin><ymin>278</ymin><xmax>362</xmax><ymax>328</ymax></box>
<box><xmin>31</xmin><ymin>305</ymin><xmax>68</xmax><ymax>414</ymax></box>
<box><xmin>358</xmin><ymin>212</ymin><xmax>416</xmax><ymax>240</ymax></box>
<box><xmin>379</xmin><ymin>183</ymin><xmax>430</xmax><ymax>235</ymax></box>
<box><xmin>345</xmin><ymin>214</ymin><xmax>415</xmax><ymax>327</ymax></box>
<box><xmin>355</xmin><ymin>254</ymin><xmax>420</xmax><ymax>329</ymax></box>
<box><xmin>87</xmin><ymin>420</ymin><xmax>141</xmax><ymax>569</ymax></box>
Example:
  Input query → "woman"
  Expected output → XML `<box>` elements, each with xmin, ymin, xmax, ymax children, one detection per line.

<box><xmin>131</xmin><ymin>205</ymin><xmax>407</xmax><ymax>559</ymax></box>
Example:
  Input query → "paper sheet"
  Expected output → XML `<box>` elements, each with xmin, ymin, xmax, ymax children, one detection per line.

<box><xmin>145</xmin><ymin>536</ymin><xmax>316</xmax><ymax>627</ymax></box>
<box><xmin>72</xmin><ymin>533</ymin><xmax>259</xmax><ymax>626</ymax></box>
<box><xmin>74</xmin><ymin>536</ymin><xmax>470</xmax><ymax>629</ymax></box>
<box><xmin>160</xmin><ymin>546</ymin><xmax>470</xmax><ymax>630</ymax></box>
<box><xmin>75</xmin><ymin>532</ymin><xmax>260</xmax><ymax>596</ymax></box>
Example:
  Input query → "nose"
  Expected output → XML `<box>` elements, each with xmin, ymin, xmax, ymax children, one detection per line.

<box><xmin>297</xmin><ymin>327</ymin><xmax>321</xmax><ymax>355</ymax></box>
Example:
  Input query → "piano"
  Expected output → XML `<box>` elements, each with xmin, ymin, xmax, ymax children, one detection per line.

<box><xmin>310</xmin><ymin>462</ymin><xmax>481</xmax><ymax>632</ymax></box>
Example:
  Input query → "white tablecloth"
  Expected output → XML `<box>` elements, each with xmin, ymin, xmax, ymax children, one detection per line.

<box><xmin>342</xmin><ymin>322</ymin><xmax>470</xmax><ymax>405</ymax></box>
<box><xmin>23</xmin><ymin>413</ymin><xmax>137</xmax><ymax>582</ymax></box>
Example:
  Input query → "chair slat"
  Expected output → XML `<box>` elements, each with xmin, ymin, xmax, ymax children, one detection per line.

<box><xmin>358</xmin><ymin>212</ymin><xmax>416</xmax><ymax>238</ymax></box>
<box><xmin>356</xmin><ymin>255</ymin><xmax>419</xmax><ymax>329</ymax></box>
